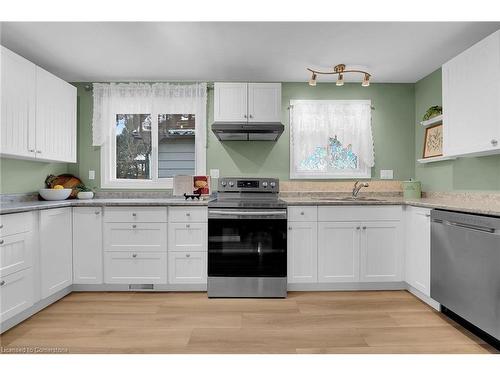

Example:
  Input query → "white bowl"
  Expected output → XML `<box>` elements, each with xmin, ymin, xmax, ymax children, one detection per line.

<box><xmin>77</xmin><ymin>191</ymin><xmax>94</xmax><ymax>200</ymax></box>
<box><xmin>39</xmin><ymin>188</ymin><xmax>72</xmax><ymax>201</ymax></box>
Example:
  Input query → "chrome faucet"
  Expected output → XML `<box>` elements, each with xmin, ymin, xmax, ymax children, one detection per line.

<box><xmin>352</xmin><ymin>181</ymin><xmax>369</xmax><ymax>198</ymax></box>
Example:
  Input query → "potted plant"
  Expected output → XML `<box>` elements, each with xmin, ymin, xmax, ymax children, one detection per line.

<box><xmin>76</xmin><ymin>183</ymin><xmax>95</xmax><ymax>200</ymax></box>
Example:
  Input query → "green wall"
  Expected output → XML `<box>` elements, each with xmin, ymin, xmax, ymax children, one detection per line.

<box><xmin>0</xmin><ymin>158</ymin><xmax>68</xmax><ymax>194</ymax></box>
<box><xmin>415</xmin><ymin>69</ymin><xmax>500</xmax><ymax>192</ymax></box>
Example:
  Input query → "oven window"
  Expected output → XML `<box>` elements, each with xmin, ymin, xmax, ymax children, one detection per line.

<box><xmin>208</xmin><ymin>219</ymin><xmax>287</xmax><ymax>277</ymax></box>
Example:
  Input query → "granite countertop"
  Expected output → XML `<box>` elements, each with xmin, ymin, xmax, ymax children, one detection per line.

<box><xmin>0</xmin><ymin>198</ymin><xmax>209</xmax><ymax>215</ymax></box>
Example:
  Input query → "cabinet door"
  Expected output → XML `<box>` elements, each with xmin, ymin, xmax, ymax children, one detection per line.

<box><xmin>35</xmin><ymin>66</ymin><xmax>77</xmax><ymax>162</ymax></box>
<box><xmin>0</xmin><ymin>268</ymin><xmax>34</xmax><ymax>323</ymax></box>
<box><xmin>40</xmin><ymin>208</ymin><xmax>73</xmax><ymax>298</ymax></box>
<box><xmin>0</xmin><ymin>46</ymin><xmax>36</xmax><ymax>159</ymax></box>
<box><xmin>103</xmin><ymin>222</ymin><xmax>167</xmax><ymax>252</ymax></box>
<box><xmin>168</xmin><ymin>222</ymin><xmax>207</xmax><ymax>252</ymax></box>
<box><xmin>247</xmin><ymin>83</ymin><xmax>281</xmax><ymax>122</ymax></box>
<box><xmin>0</xmin><ymin>232</ymin><xmax>33</xmax><ymax>277</ymax></box>
<box><xmin>443</xmin><ymin>30</ymin><xmax>500</xmax><ymax>156</ymax></box>
<box><xmin>287</xmin><ymin>221</ymin><xmax>317</xmax><ymax>283</ymax></box>
<box><xmin>318</xmin><ymin>222</ymin><xmax>360</xmax><ymax>282</ymax></box>
<box><xmin>405</xmin><ymin>207</ymin><xmax>431</xmax><ymax>295</ymax></box>
<box><xmin>213</xmin><ymin>83</ymin><xmax>248</xmax><ymax>122</ymax></box>
<box><xmin>104</xmin><ymin>251</ymin><xmax>167</xmax><ymax>284</ymax></box>
<box><xmin>73</xmin><ymin>207</ymin><xmax>103</xmax><ymax>284</ymax></box>
<box><xmin>360</xmin><ymin>221</ymin><xmax>403</xmax><ymax>282</ymax></box>
<box><xmin>168</xmin><ymin>251</ymin><xmax>207</xmax><ymax>284</ymax></box>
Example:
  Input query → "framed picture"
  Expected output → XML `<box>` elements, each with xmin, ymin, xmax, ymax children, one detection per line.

<box><xmin>422</xmin><ymin>123</ymin><xmax>443</xmax><ymax>159</ymax></box>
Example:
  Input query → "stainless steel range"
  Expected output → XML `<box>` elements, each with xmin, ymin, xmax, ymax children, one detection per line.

<box><xmin>207</xmin><ymin>177</ymin><xmax>287</xmax><ymax>298</ymax></box>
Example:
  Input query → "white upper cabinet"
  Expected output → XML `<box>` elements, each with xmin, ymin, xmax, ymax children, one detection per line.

<box><xmin>0</xmin><ymin>46</ymin><xmax>37</xmax><ymax>159</ymax></box>
<box><xmin>0</xmin><ymin>46</ymin><xmax>77</xmax><ymax>163</ymax></box>
<box><xmin>442</xmin><ymin>30</ymin><xmax>500</xmax><ymax>157</ymax></box>
<box><xmin>247</xmin><ymin>83</ymin><xmax>282</xmax><ymax>122</ymax></box>
<box><xmin>214</xmin><ymin>82</ymin><xmax>281</xmax><ymax>123</ymax></box>
<box><xmin>35</xmin><ymin>67</ymin><xmax>77</xmax><ymax>163</ymax></box>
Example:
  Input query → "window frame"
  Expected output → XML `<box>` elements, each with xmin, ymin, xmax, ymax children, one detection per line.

<box><xmin>289</xmin><ymin>99</ymin><xmax>373</xmax><ymax>180</ymax></box>
<box><xmin>101</xmin><ymin>111</ymin><xmax>205</xmax><ymax>189</ymax></box>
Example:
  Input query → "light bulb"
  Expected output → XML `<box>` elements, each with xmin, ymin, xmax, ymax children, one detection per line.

<box><xmin>309</xmin><ymin>73</ymin><xmax>317</xmax><ymax>86</ymax></box>
<box><xmin>362</xmin><ymin>73</ymin><xmax>370</xmax><ymax>87</ymax></box>
<box><xmin>336</xmin><ymin>73</ymin><xmax>344</xmax><ymax>86</ymax></box>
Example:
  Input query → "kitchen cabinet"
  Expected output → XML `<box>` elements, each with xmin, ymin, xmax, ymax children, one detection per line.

<box><xmin>72</xmin><ymin>207</ymin><xmax>103</xmax><ymax>284</ymax></box>
<box><xmin>442</xmin><ymin>30</ymin><xmax>500</xmax><ymax>157</ymax></box>
<box><xmin>39</xmin><ymin>208</ymin><xmax>73</xmax><ymax>299</ymax></box>
<box><xmin>0</xmin><ymin>268</ymin><xmax>34</xmax><ymax>323</ymax></box>
<box><xmin>104</xmin><ymin>223</ymin><xmax>167</xmax><ymax>252</ymax></box>
<box><xmin>104</xmin><ymin>251</ymin><xmax>167</xmax><ymax>284</ymax></box>
<box><xmin>360</xmin><ymin>221</ymin><xmax>403</xmax><ymax>282</ymax></box>
<box><xmin>318</xmin><ymin>222</ymin><xmax>360</xmax><ymax>282</ymax></box>
<box><xmin>405</xmin><ymin>206</ymin><xmax>431</xmax><ymax>296</ymax></box>
<box><xmin>0</xmin><ymin>46</ymin><xmax>77</xmax><ymax>163</ymax></box>
<box><xmin>214</xmin><ymin>82</ymin><xmax>281</xmax><ymax>123</ymax></box>
<box><xmin>168</xmin><ymin>251</ymin><xmax>207</xmax><ymax>284</ymax></box>
<box><xmin>0</xmin><ymin>46</ymin><xmax>37</xmax><ymax>159</ymax></box>
<box><xmin>168</xmin><ymin>222</ymin><xmax>207</xmax><ymax>252</ymax></box>
<box><xmin>287</xmin><ymin>221</ymin><xmax>318</xmax><ymax>283</ymax></box>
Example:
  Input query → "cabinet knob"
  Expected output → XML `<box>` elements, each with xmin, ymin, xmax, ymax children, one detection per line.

<box><xmin>0</xmin><ymin>224</ymin><xmax>3</xmax><ymax>229</ymax></box>
<box><xmin>0</xmin><ymin>239</ymin><xmax>4</xmax><ymax>245</ymax></box>
<box><xmin>249</xmin><ymin>114</ymin><xmax>253</xmax><ymax>119</ymax></box>
<box><xmin>356</xmin><ymin>227</ymin><xmax>361</xmax><ymax>230</ymax></box>
<box><xmin>186</xmin><ymin>212</ymin><xmax>191</xmax><ymax>217</ymax></box>
<box><xmin>132</xmin><ymin>253</ymin><xmax>137</xmax><ymax>258</ymax></box>
<box><xmin>186</xmin><ymin>254</ymin><xmax>191</xmax><ymax>258</ymax></box>
<box><xmin>300</xmin><ymin>211</ymin><xmax>305</xmax><ymax>215</ymax></box>
<box><xmin>36</xmin><ymin>150</ymin><xmax>42</xmax><ymax>154</ymax></box>
<box><xmin>0</xmin><ymin>280</ymin><xmax>5</xmax><ymax>286</ymax></box>
<box><xmin>95</xmin><ymin>211</ymin><xmax>100</xmax><ymax>215</ymax></box>
<box><xmin>132</xmin><ymin>213</ymin><xmax>137</xmax><ymax>217</ymax></box>
<box><xmin>186</xmin><ymin>224</ymin><xmax>191</xmax><ymax>228</ymax></box>
<box><xmin>29</xmin><ymin>149</ymin><xmax>35</xmax><ymax>153</ymax></box>
<box><xmin>243</xmin><ymin>114</ymin><xmax>247</xmax><ymax>119</ymax></box>
<box><xmin>132</xmin><ymin>224</ymin><xmax>137</xmax><ymax>228</ymax></box>
<box><xmin>491</xmin><ymin>139</ymin><xmax>498</xmax><ymax>146</ymax></box>
<box><xmin>362</xmin><ymin>226</ymin><xmax>367</xmax><ymax>230</ymax></box>
<box><xmin>288</xmin><ymin>226</ymin><xmax>292</xmax><ymax>230</ymax></box>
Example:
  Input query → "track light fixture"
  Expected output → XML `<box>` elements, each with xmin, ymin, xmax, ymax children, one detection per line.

<box><xmin>307</xmin><ymin>64</ymin><xmax>371</xmax><ymax>87</ymax></box>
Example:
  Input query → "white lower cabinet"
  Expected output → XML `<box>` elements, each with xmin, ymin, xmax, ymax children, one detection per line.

<box><xmin>168</xmin><ymin>222</ymin><xmax>207</xmax><ymax>252</ymax></box>
<box><xmin>287</xmin><ymin>221</ymin><xmax>318</xmax><ymax>283</ymax></box>
<box><xmin>405</xmin><ymin>206</ymin><xmax>432</xmax><ymax>295</ymax></box>
<box><xmin>360</xmin><ymin>221</ymin><xmax>403</xmax><ymax>282</ymax></box>
<box><xmin>0</xmin><ymin>268</ymin><xmax>34</xmax><ymax>322</ymax></box>
<box><xmin>39</xmin><ymin>208</ymin><xmax>73</xmax><ymax>299</ymax></box>
<box><xmin>73</xmin><ymin>207</ymin><xmax>103</xmax><ymax>284</ymax></box>
<box><xmin>168</xmin><ymin>251</ymin><xmax>207</xmax><ymax>284</ymax></box>
<box><xmin>318</xmin><ymin>222</ymin><xmax>360</xmax><ymax>282</ymax></box>
<box><xmin>104</xmin><ymin>251</ymin><xmax>167</xmax><ymax>284</ymax></box>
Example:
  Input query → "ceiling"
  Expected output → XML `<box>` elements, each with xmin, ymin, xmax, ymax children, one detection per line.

<box><xmin>1</xmin><ymin>22</ymin><xmax>499</xmax><ymax>83</ymax></box>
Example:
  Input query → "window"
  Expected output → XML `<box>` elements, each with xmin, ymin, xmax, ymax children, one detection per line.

<box><xmin>289</xmin><ymin>100</ymin><xmax>374</xmax><ymax>179</ymax></box>
<box><xmin>93</xmin><ymin>83</ymin><xmax>207</xmax><ymax>189</ymax></box>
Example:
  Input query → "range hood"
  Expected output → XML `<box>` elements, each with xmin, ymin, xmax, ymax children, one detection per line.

<box><xmin>211</xmin><ymin>122</ymin><xmax>284</xmax><ymax>141</ymax></box>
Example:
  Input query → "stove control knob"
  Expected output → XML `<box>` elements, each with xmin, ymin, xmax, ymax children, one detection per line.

<box><xmin>270</xmin><ymin>181</ymin><xmax>276</xmax><ymax>188</ymax></box>
<box><xmin>229</xmin><ymin>181</ymin><xmax>235</xmax><ymax>187</ymax></box>
<box><xmin>262</xmin><ymin>181</ymin><xmax>268</xmax><ymax>188</ymax></box>
<box><xmin>221</xmin><ymin>180</ymin><xmax>227</xmax><ymax>187</ymax></box>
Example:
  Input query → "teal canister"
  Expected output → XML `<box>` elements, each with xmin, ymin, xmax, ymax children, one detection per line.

<box><xmin>402</xmin><ymin>180</ymin><xmax>422</xmax><ymax>199</ymax></box>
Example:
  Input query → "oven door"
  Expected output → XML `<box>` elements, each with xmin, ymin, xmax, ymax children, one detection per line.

<box><xmin>208</xmin><ymin>209</ymin><xmax>287</xmax><ymax>278</ymax></box>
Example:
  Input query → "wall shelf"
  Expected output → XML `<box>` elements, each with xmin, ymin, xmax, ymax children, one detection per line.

<box><xmin>420</xmin><ymin>114</ymin><xmax>443</xmax><ymax>128</ymax></box>
<box><xmin>417</xmin><ymin>155</ymin><xmax>457</xmax><ymax>164</ymax></box>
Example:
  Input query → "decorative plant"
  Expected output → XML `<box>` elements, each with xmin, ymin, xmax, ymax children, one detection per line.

<box><xmin>422</xmin><ymin>105</ymin><xmax>443</xmax><ymax>121</ymax></box>
<box><xmin>75</xmin><ymin>183</ymin><xmax>93</xmax><ymax>192</ymax></box>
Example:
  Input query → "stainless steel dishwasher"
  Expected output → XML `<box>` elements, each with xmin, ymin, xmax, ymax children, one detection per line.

<box><xmin>431</xmin><ymin>209</ymin><xmax>500</xmax><ymax>341</ymax></box>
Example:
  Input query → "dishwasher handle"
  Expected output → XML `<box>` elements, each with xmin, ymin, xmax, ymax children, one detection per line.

<box><xmin>432</xmin><ymin>218</ymin><xmax>496</xmax><ymax>234</ymax></box>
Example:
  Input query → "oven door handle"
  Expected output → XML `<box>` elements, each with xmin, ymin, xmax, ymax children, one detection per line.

<box><xmin>209</xmin><ymin>210</ymin><xmax>286</xmax><ymax>216</ymax></box>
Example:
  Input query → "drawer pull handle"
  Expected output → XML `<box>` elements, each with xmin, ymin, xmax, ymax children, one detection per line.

<box><xmin>0</xmin><ymin>239</ymin><xmax>4</xmax><ymax>245</ymax></box>
<box><xmin>132</xmin><ymin>224</ymin><xmax>137</xmax><ymax>228</ymax></box>
<box><xmin>186</xmin><ymin>254</ymin><xmax>190</xmax><ymax>258</ymax></box>
<box><xmin>132</xmin><ymin>254</ymin><xmax>137</xmax><ymax>258</ymax></box>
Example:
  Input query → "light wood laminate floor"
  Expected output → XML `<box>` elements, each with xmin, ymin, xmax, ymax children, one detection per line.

<box><xmin>1</xmin><ymin>291</ymin><xmax>498</xmax><ymax>354</ymax></box>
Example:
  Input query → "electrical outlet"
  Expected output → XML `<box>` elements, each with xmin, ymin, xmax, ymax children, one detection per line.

<box><xmin>89</xmin><ymin>170</ymin><xmax>95</xmax><ymax>180</ymax></box>
<box><xmin>210</xmin><ymin>169</ymin><xmax>220</xmax><ymax>178</ymax></box>
<box><xmin>380</xmin><ymin>170</ymin><xmax>394</xmax><ymax>179</ymax></box>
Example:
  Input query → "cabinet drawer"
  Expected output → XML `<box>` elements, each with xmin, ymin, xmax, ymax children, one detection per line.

<box><xmin>287</xmin><ymin>206</ymin><xmax>317</xmax><ymax>222</ymax></box>
<box><xmin>104</xmin><ymin>251</ymin><xmax>167</xmax><ymax>284</ymax></box>
<box><xmin>168</xmin><ymin>207</ymin><xmax>207</xmax><ymax>223</ymax></box>
<box><xmin>318</xmin><ymin>206</ymin><xmax>402</xmax><ymax>222</ymax></box>
<box><xmin>168</xmin><ymin>222</ymin><xmax>207</xmax><ymax>252</ymax></box>
<box><xmin>104</xmin><ymin>207</ymin><xmax>167</xmax><ymax>223</ymax></box>
<box><xmin>0</xmin><ymin>212</ymin><xmax>33</xmax><ymax>237</ymax></box>
<box><xmin>104</xmin><ymin>223</ymin><xmax>167</xmax><ymax>252</ymax></box>
<box><xmin>1</xmin><ymin>267</ymin><xmax>34</xmax><ymax>323</ymax></box>
<box><xmin>168</xmin><ymin>251</ymin><xmax>207</xmax><ymax>284</ymax></box>
<box><xmin>0</xmin><ymin>232</ymin><xmax>33</xmax><ymax>277</ymax></box>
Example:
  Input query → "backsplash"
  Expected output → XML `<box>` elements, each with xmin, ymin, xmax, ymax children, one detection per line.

<box><xmin>280</xmin><ymin>180</ymin><xmax>403</xmax><ymax>193</ymax></box>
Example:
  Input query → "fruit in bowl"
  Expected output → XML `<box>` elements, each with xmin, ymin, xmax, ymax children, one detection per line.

<box><xmin>39</xmin><ymin>188</ymin><xmax>72</xmax><ymax>201</ymax></box>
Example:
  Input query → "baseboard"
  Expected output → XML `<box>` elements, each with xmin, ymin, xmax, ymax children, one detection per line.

<box><xmin>287</xmin><ymin>281</ymin><xmax>406</xmax><ymax>291</ymax></box>
<box><xmin>1</xmin><ymin>286</ymin><xmax>72</xmax><ymax>334</ymax></box>
<box><xmin>405</xmin><ymin>284</ymin><xmax>440</xmax><ymax>310</ymax></box>
<box><xmin>72</xmin><ymin>284</ymin><xmax>207</xmax><ymax>292</ymax></box>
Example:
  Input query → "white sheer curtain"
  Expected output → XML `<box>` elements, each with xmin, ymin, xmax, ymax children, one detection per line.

<box><xmin>290</xmin><ymin>100</ymin><xmax>374</xmax><ymax>179</ymax></box>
